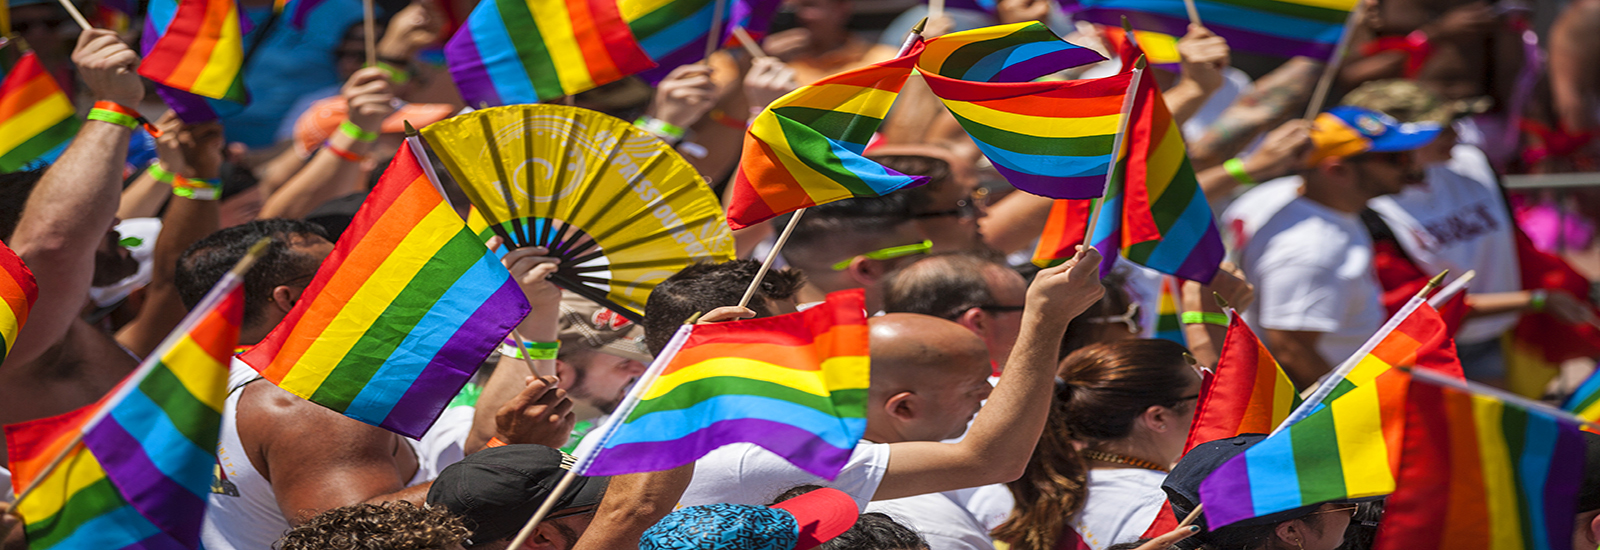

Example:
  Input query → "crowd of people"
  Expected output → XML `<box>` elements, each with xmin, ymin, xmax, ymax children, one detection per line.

<box><xmin>4</xmin><ymin>0</ymin><xmax>1600</xmax><ymax>547</ymax></box>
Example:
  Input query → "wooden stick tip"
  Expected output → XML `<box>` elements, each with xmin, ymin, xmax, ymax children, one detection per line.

<box><xmin>684</xmin><ymin>312</ymin><xmax>704</xmax><ymax>325</ymax></box>
<box><xmin>1212</xmin><ymin>292</ymin><xmax>1230</xmax><ymax>310</ymax></box>
<box><xmin>1426</xmin><ymin>270</ymin><xmax>1449</xmax><ymax>289</ymax></box>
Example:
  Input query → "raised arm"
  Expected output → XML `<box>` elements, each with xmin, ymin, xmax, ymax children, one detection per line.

<box><xmin>258</xmin><ymin>68</ymin><xmax>395</xmax><ymax>220</ymax></box>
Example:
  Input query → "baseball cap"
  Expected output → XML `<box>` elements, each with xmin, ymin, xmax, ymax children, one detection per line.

<box><xmin>1307</xmin><ymin>106</ymin><xmax>1442</xmax><ymax>165</ymax></box>
<box><xmin>425</xmin><ymin>445</ymin><xmax>610</xmax><ymax>546</ymax></box>
<box><xmin>640</xmin><ymin>487</ymin><xmax>861</xmax><ymax>550</ymax></box>
<box><xmin>1341</xmin><ymin>79</ymin><xmax>1491</xmax><ymax>126</ymax></box>
<box><xmin>558</xmin><ymin>292</ymin><xmax>652</xmax><ymax>363</ymax></box>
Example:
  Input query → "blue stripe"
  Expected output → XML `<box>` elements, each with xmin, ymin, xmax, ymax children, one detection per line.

<box><xmin>1088</xmin><ymin>0</ymin><xmax>1343</xmax><ymax>41</ymax></box>
<box><xmin>820</xmin><ymin>138</ymin><xmax>924</xmax><ymax>195</ymax></box>
<box><xmin>102</xmin><ymin>391</ymin><xmax>218</xmax><ymax>499</ymax></box>
<box><xmin>961</xmin><ymin>42</ymin><xmax>1079</xmax><ymax>82</ymax></box>
<box><xmin>1142</xmin><ymin>192</ymin><xmax>1213</xmax><ymax>270</ymax></box>
<box><xmin>637</xmin><ymin>1</ymin><xmax>715</xmax><ymax>58</ymax></box>
<box><xmin>608</xmin><ymin>394</ymin><xmax>868</xmax><ymax>449</ymax></box>
<box><xmin>344</xmin><ymin>250</ymin><xmax>507</xmax><ymax>422</ymax></box>
<box><xmin>147</xmin><ymin>0</ymin><xmax>178</xmax><ymax>34</ymax></box>
<box><xmin>1562</xmin><ymin>372</ymin><xmax>1600</xmax><ymax>411</ymax></box>
<box><xmin>46</xmin><ymin>504</ymin><xmax>161</xmax><ymax>549</ymax></box>
<box><xmin>1089</xmin><ymin>195</ymin><xmax>1121</xmax><ymax>246</ymax></box>
<box><xmin>464</xmin><ymin>0</ymin><xmax>539</xmax><ymax>105</ymax></box>
<box><xmin>1518</xmin><ymin>414</ymin><xmax>1558</xmax><ymax>550</ymax></box>
<box><xmin>974</xmin><ymin>141</ymin><xmax>1112</xmax><ymax>177</ymax></box>
<box><xmin>1243</xmin><ymin>431</ymin><xmax>1304</xmax><ymax>516</ymax></box>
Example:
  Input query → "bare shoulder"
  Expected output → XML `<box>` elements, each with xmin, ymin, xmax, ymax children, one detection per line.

<box><xmin>235</xmin><ymin>381</ymin><xmax>409</xmax><ymax>481</ymax></box>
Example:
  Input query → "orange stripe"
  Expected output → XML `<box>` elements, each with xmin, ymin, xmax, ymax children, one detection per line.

<box><xmin>665</xmin><ymin>323</ymin><xmax>868</xmax><ymax>376</ymax></box>
<box><xmin>1374</xmin><ymin>369</ymin><xmax>1410</xmax><ymax>472</ymax></box>
<box><xmin>564</xmin><ymin>0</ymin><xmax>620</xmax><ymax>82</ymax></box>
<box><xmin>1368</xmin><ymin>330</ymin><xmax>1423</xmax><ymax>369</ymax></box>
<box><xmin>1439</xmin><ymin>388</ymin><xmax>1491</xmax><ymax>547</ymax></box>
<box><xmin>167</xmin><ymin>0</ymin><xmax>228</xmax><ymax>86</ymax></box>
<box><xmin>1239</xmin><ymin>341</ymin><xmax>1280</xmax><ymax>433</ymax></box>
<box><xmin>0</xmin><ymin>74</ymin><xmax>64</xmax><ymax>119</ymax></box>
<box><xmin>742</xmin><ymin>127</ymin><xmax>819</xmax><ymax>212</ymax></box>
<box><xmin>0</xmin><ymin>269</ymin><xmax>30</xmax><ymax>324</ymax></box>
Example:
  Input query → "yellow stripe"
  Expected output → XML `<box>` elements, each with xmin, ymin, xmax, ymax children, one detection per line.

<box><xmin>1284</xmin><ymin>0</ymin><xmax>1359</xmax><ymax>12</ymax></box>
<box><xmin>277</xmin><ymin>202</ymin><xmax>462</xmax><ymax>394</ymax></box>
<box><xmin>618</xmin><ymin>0</ymin><xmax>676</xmax><ymax>22</ymax></box>
<box><xmin>1472</xmin><ymin>396</ymin><xmax>1523</xmax><ymax>550</ymax></box>
<box><xmin>1331</xmin><ymin>384</ymin><xmax>1395</xmax><ymax>496</ymax></box>
<box><xmin>1140</xmin><ymin>125</ymin><xmax>1185</xmax><ymax>199</ymax></box>
<box><xmin>775</xmin><ymin>84</ymin><xmax>898</xmax><ymax>119</ymax></box>
<box><xmin>0</xmin><ymin>93</ymin><xmax>74</xmax><ymax>155</ymax></box>
<box><xmin>162</xmin><ymin>334</ymin><xmax>230</xmax><ymax>413</ymax></box>
<box><xmin>940</xmin><ymin>99</ymin><xmax>1121</xmax><ymax>138</ymax></box>
<box><xmin>191</xmin><ymin>8</ymin><xmax>244</xmax><ymax>97</ymax></box>
<box><xmin>1270</xmin><ymin>371</ymin><xmax>1295</xmax><ymax>423</ymax></box>
<box><xmin>16</xmin><ymin>446</ymin><xmax>105</xmax><ymax>524</ymax></box>
<box><xmin>1</xmin><ymin>298</ymin><xmax>20</xmax><ymax>349</ymax></box>
<box><xmin>531</xmin><ymin>0</ymin><xmax>596</xmax><ymax>94</ymax></box>
<box><xmin>748</xmin><ymin>111</ymin><xmax>846</xmax><ymax>198</ymax></box>
<box><xmin>644</xmin><ymin>355</ymin><xmax>869</xmax><ymax>400</ymax></box>
<box><xmin>1344</xmin><ymin>355</ymin><xmax>1394</xmax><ymax>388</ymax></box>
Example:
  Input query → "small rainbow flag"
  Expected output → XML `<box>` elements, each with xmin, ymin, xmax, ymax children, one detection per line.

<box><xmin>622</xmin><ymin>0</ymin><xmax>783</xmax><ymax>83</ymax></box>
<box><xmin>1504</xmin><ymin>228</ymin><xmax>1600</xmax><ymax>398</ymax></box>
<box><xmin>1563</xmin><ymin>368</ymin><xmax>1600</xmax><ymax>422</ymax></box>
<box><xmin>239</xmin><ymin>141</ymin><xmax>531</xmax><ymax>438</ymax></box>
<box><xmin>916</xmin><ymin>22</ymin><xmax>1119</xmax><ymax>200</ymax></box>
<box><xmin>1182</xmin><ymin>310</ymin><xmax>1301</xmax><ymax>452</ymax></box>
<box><xmin>1151</xmin><ymin>276</ymin><xmax>1185</xmax><ymax>345</ymax></box>
<box><xmin>0</xmin><ymin>51</ymin><xmax>80</xmax><ymax>173</ymax></box>
<box><xmin>0</xmin><ymin>238</ymin><xmax>37</xmax><ymax>368</ymax></box>
<box><xmin>445</xmin><ymin>0</ymin><xmax>656</xmax><ymax>105</ymax></box>
<box><xmin>6</xmin><ymin>276</ymin><xmax>243</xmax><ymax>549</ymax></box>
<box><xmin>1060</xmin><ymin>0</ymin><xmax>1358</xmax><ymax>60</ymax></box>
<box><xmin>724</xmin><ymin>44</ymin><xmax>929</xmax><ymax>230</ymax></box>
<box><xmin>573</xmin><ymin>289</ymin><xmax>869</xmax><ymax>479</ymax></box>
<box><xmin>1375</xmin><ymin>375</ymin><xmax>1586</xmax><ymax>550</ymax></box>
<box><xmin>138</xmin><ymin>0</ymin><xmax>248</xmax><ymax>102</ymax></box>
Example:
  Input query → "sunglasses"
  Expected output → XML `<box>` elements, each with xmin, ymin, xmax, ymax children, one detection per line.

<box><xmin>912</xmin><ymin>188</ymin><xmax>989</xmax><ymax>220</ymax></box>
<box><xmin>1084</xmin><ymin>302</ymin><xmax>1141</xmax><ymax>334</ymax></box>
<box><xmin>543</xmin><ymin>505</ymin><xmax>599</xmax><ymax>522</ymax></box>
<box><xmin>1307</xmin><ymin>504</ymin><xmax>1360</xmax><ymax>518</ymax></box>
<box><xmin>831</xmin><ymin>240</ymin><xmax>932</xmax><ymax>271</ymax></box>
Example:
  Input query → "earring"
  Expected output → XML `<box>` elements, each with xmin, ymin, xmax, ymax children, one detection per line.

<box><xmin>1296</xmin><ymin>539</ymin><xmax>1304</xmax><ymax>550</ymax></box>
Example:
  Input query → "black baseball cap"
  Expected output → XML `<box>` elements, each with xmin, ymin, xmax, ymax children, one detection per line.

<box><xmin>426</xmin><ymin>445</ymin><xmax>610</xmax><ymax>546</ymax></box>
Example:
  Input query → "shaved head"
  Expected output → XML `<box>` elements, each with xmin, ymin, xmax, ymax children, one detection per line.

<box><xmin>866</xmin><ymin>314</ymin><xmax>993</xmax><ymax>442</ymax></box>
<box><xmin>870</xmin><ymin>313</ymin><xmax>989</xmax><ymax>382</ymax></box>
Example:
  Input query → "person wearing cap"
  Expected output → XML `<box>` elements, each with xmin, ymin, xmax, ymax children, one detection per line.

<box><xmin>1350</xmin><ymin>80</ymin><xmax>1598</xmax><ymax>387</ymax></box>
<box><xmin>639</xmin><ymin>487</ymin><xmax>862</xmax><ymax>550</ymax></box>
<box><xmin>426</xmin><ymin>445</ymin><xmax>610</xmax><ymax>550</ymax></box>
<box><xmin>1160</xmin><ymin>435</ymin><xmax>1356</xmax><ymax>550</ymax></box>
<box><xmin>867</xmin><ymin>145</ymin><xmax>990</xmax><ymax>254</ymax></box>
<box><xmin>1221</xmin><ymin>106</ymin><xmax>1441</xmax><ymax>389</ymax></box>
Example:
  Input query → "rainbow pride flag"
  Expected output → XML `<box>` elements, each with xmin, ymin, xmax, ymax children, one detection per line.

<box><xmin>1060</xmin><ymin>0</ymin><xmax>1358</xmax><ymax>60</ymax></box>
<box><xmin>573</xmin><ymin>289</ymin><xmax>869</xmax><ymax>479</ymax></box>
<box><xmin>138</xmin><ymin>0</ymin><xmax>247</xmax><ymax>102</ymax></box>
<box><xmin>6</xmin><ymin>277</ymin><xmax>243</xmax><ymax>549</ymax></box>
<box><xmin>445</xmin><ymin>0</ymin><xmax>656</xmax><ymax>105</ymax></box>
<box><xmin>1375</xmin><ymin>375</ymin><xmax>1586</xmax><ymax>550</ymax></box>
<box><xmin>0</xmin><ymin>239</ymin><xmax>37</xmax><ymax>373</ymax></box>
<box><xmin>141</xmin><ymin>0</ymin><xmax>248</xmax><ymax>123</ymax></box>
<box><xmin>724</xmin><ymin>45</ymin><xmax>929</xmax><ymax>230</ymax></box>
<box><xmin>1182</xmin><ymin>310</ymin><xmax>1301</xmax><ymax>452</ymax></box>
<box><xmin>917</xmin><ymin>22</ymin><xmax>1119</xmax><ymax>200</ymax></box>
<box><xmin>1563</xmin><ymin>368</ymin><xmax>1600</xmax><ymax>422</ymax></box>
<box><xmin>1151</xmin><ymin>276</ymin><xmax>1185</xmax><ymax>344</ymax></box>
<box><xmin>622</xmin><ymin>0</ymin><xmax>783</xmax><ymax>83</ymax></box>
<box><xmin>0</xmin><ymin>52</ymin><xmax>79</xmax><ymax>173</ymax></box>
<box><xmin>239</xmin><ymin>141</ymin><xmax>530</xmax><ymax>438</ymax></box>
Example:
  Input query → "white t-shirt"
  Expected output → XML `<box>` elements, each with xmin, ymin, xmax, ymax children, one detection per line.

<box><xmin>680</xmin><ymin>441</ymin><xmax>891</xmax><ymax>511</ymax></box>
<box><xmin>1070</xmin><ymin>469</ymin><xmax>1170</xmax><ymax>550</ymax></box>
<box><xmin>1227</xmin><ymin>188</ymin><xmax>1386</xmax><ymax>366</ymax></box>
<box><xmin>868</xmin><ymin>491</ymin><xmax>997</xmax><ymax>550</ymax></box>
<box><xmin>1368</xmin><ymin>144</ymin><xmax>1520</xmax><ymax>343</ymax></box>
<box><xmin>1220</xmin><ymin>177</ymin><xmax>1303</xmax><ymax>258</ymax></box>
<box><xmin>951</xmin><ymin>482</ymin><xmax>1015</xmax><ymax>532</ymax></box>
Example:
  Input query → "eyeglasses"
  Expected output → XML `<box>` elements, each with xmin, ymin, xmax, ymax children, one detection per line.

<box><xmin>831</xmin><ymin>240</ymin><xmax>932</xmax><ymax>271</ymax></box>
<box><xmin>1307</xmin><ymin>504</ymin><xmax>1360</xmax><ymax>518</ymax></box>
<box><xmin>1083</xmin><ymin>302</ymin><xmax>1140</xmax><ymax>334</ymax></box>
<box><xmin>912</xmin><ymin>188</ymin><xmax>989</xmax><ymax>220</ymax></box>
<box><xmin>977</xmin><ymin>304</ymin><xmax>1025</xmax><ymax>313</ymax></box>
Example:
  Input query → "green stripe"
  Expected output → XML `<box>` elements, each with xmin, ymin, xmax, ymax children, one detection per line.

<box><xmin>0</xmin><ymin>117</ymin><xmax>79</xmax><ymax>172</ymax></box>
<box><xmin>308</xmin><ymin>230</ymin><xmax>483</xmax><ymax>411</ymax></box>
<box><xmin>1325</xmin><ymin>379</ymin><xmax>1358</xmax><ymax>401</ymax></box>
<box><xmin>939</xmin><ymin>25</ymin><xmax>1037</xmax><ymax>79</ymax></box>
<box><xmin>629</xmin><ymin>0</ymin><xmax>710</xmax><ymax>38</ymax></box>
<box><xmin>947</xmin><ymin>109</ymin><xmax>1114</xmax><ymax>156</ymax></box>
<box><xmin>496</xmin><ymin>0</ymin><xmax>564</xmax><ymax>99</ymax></box>
<box><xmin>1290</xmin><ymin>408</ymin><xmax>1345</xmax><ymax>503</ymax></box>
<box><xmin>25</xmin><ymin>477</ymin><xmax>126</xmax><ymax>549</ymax></box>
<box><xmin>774</xmin><ymin>114</ymin><xmax>878</xmax><ymax>197</ymax></box>
<box><xmin>1500</xmin><ymin>405</ymin><xmax>1535</xmax><ymax>550</ymax></box>
<box><xmin>138</xmin><ymin>362</ymin><xmax>223</xmax><ymax>450</ymax></box>
<box><xmin>628</xmin><ymin>377</ymin><xmax>867</xmax><ymax>422</ymax></box>
<box><xmin>774</xmin><ymin>106</ymin><xmax>883</xmax><ymax>148</ymax></box>
<box><xmin>1145</xmin><ymin>158</ymin><xmax>1200</xmax><ymax>232</ymax></box>
<box><xmin>1199</xmin><ymin>0</ymin><xmax>1350</xmax><ymax>23</ymax></box>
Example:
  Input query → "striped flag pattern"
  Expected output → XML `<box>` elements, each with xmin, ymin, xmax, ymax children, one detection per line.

<box><xmin>445</xmin><ymin>0</ymin><xmax>656</xmax><ymax>105</ymax></box>
<box><xmin>0</xmin><ymin>52</ymin><xmax>80</xmax><ymax>173</ymax></box>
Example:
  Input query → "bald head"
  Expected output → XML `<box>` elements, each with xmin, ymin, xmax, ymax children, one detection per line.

<box><xmin>869</xmin><ymin>313</ymin><xmax>989</xmax><ymax>387</ymax></box>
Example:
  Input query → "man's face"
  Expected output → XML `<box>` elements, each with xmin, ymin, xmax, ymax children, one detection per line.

<box><xmin>912</xmin><ymin>168</ymin><xmax>986</xmax><ymax>253</ymax></box>
<box><xmin>92</xmin><ymin>226</ymin><xmax>140</xmax><ymax>287</ymax></box>
<box><xmin>976</xmin><ymin>266</ymin><xmax>1027</xmax><ymax>369</ymax></box>
<box><xmin>1347</xmin><ymin>150</ymin><xmax>1424</xmax><ymax>199</ymax></box>
<box><xmin>565</xmin><ymin>349</ymin><xmax>648</xmax><ymax>416</ymax></box>
<box><xmin>915</xmin><ymin>359</ymin><xmax>993</xmax><ymax>441</ymax></box>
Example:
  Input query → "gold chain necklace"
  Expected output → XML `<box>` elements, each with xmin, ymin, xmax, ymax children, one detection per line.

<box><xmin>1082</xmin><ymin>449</ymin><xmax>1169</xmax><ymax>473</ymax></box>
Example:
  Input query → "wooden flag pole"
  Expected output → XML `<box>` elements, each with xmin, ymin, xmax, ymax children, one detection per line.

<box><xmin>53</xmin><ymin>0</ymin><xmax>92</xmax><ymax>30</ymax></box>
<box><xmin>703</xmin><ymin>0</ymin><xmax>729</xmax><ymax>61</ymax></box>
<box><xmin>1302</xmin><ymin>0</ymin><xmax>1366</xmax><ymax>120</ymax></box>
<box><xmin>504</xmin><ymin>469</ymin><xmax>582</xmax><ymax>550</ymax></box>
<box><xmin>1178</xmin><ymin>503</ymin><xmax>1204</xmax><ymax>528</ymax></box>
<box><xmin>1082</xmin><ymin>56</ymin><xmax>1145</xmax><ymax>247</ymax></box>
<box><xmin>363</xmin><ymin>0</ymin><xmax>378</xmax><ymax>68</ymax></box>
<box><xmin>1182</xmin><ymin>0</ymin><xmax>1202</xmax><ymax>27</ymax></box>
<box><xmin>731</xmin><ymin>26</ymin><xmax>768</xmax><ymax>59</ymax></box>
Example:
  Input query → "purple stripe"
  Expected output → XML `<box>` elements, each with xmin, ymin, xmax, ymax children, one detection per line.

<box><xmin>1196</xmin><ymin>451</ymin><xmax>1256</xmax><ymax>528</ymax></box>
<box><xmin>127</xmin><ymin>532</ymin><xmax>188</xmax><ymax>550</ymax></box>
<box><xmin>990</xmin><ymin>50</ymin><xmax>1106</xmax><ymax>83</ymax></box>
<box><xmin>586</xmin><ymin>418</ymin><xmax>856</xmax><ymax>480</ymax></box>
<box><xmin>992</xmin><ymin>164</ymin><xmax>1106</xmax><ymax>199</ymax></box>
<box><xmin>380</xmin><ymin>280</ymin><xmax>526</xmax><ymax>438</ymax></box>
<box><xmin>1093</xmin><ymin>232</ymin><xmax>1120</xmax><ymax>278</ymax></box>
<box><xmin>154</xmin><ymin>86</ymin><xmax>222</xmax><ymax>124</ymax></box>
<box><xmin>82</xmin><ymin>420</ymin><xmax>207</xmax><ymax>549</ymax></box>
<box><xmin>1172</xmin><ymin>223</ymin><xmax>1224</xmax><ymax>283</ymax></box>
<box><xmin>1071</xmin><ymin>9</ymin><xmax>1337</xmax><ymax>59</ymax></box>
<box><xmin>288</xmin><ymin>0</ymin><xmax>328</xmax><ymax>28</ymax></box>
<box><xmin>444</xmin><ymin>28</ymin><xmax>504</xmax><ymax>107</ymax></box>
<box><xmin>1542</xmin><ymin>425</ymin><xmax>1586</xmax><ymax>547</ymax></box>
<box><xmin>636</xmin><ymin>43</ymin><xmax>703</xmax><ymax>85</ymax></box>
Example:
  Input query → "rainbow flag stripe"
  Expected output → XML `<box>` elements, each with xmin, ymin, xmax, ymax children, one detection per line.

<box><xmin>1182</xmin><ymin>311</ymin><xmax>1301</xmax><ymax>452</ymax></box>
<box><xmin>138</xmin><ymin>0</ymin><xmax>247</xmax><ymax>102</ymax></box>
<box><xmin>1376</xmin><ymin>377</ymin><xmax>1586</xmax><ymax>550</ymax></box>
<box><xmin>724</xmin><ymin>45</ymin><xmax>929</xmax><ymax>230</ymax></box>
<box><xmin>917</xmin><ymin>23</ymin><xmax>1120</xmax><ymax>200</ymax></box>
<box><xmin>575</xmin><ymin>289</ymin><xmax>869</xmax><ymax>479</ymax></box>
<box><xmin>1</xmin><ymin>235</ymin><xmax>38</xmax><ymax>366</ymax></box>
<box><xmin>239</xmin><ymin>142</ymin><xmax>530</xmax><ymax>438</ymax></box>
<box><xmin>1562</xmin><ymin>368</ymin><xmax>1600</xmax><ymax>422</ymax></box>
<box><xmin>0</xmin><ymin>52</ymin><xmax>80</xmax><ymax>173</ymax></box>
<box><xmin>445</xmin><ymin>0</ymin><xmax>655</xmax><ymax>105</ymax></box>
<box><xmin>8</xmin><ymin>281</ymin><xmax>243</xmax><ymax>549</ymax></box>
<box><xmin>1325</xmin><ymin>303</ymin><xmax>1461</xmax><ymax>402</ymax></box>
<box><xmin>622</xmin><ymin>0</ymin><xmax>782</xmax><ymax>83</ymax></box>
<box><xmin>1060</xmin><ymin>0</ymin><xmax>1358</xmax><ymax>60</ymax></box>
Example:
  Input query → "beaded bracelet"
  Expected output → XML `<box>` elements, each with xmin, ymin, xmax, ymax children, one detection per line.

<box><xmin>499</xmin><ymin>339</ymin><xmax>559</xmax><ymax>360</ymax></box>
<box><xmin>338</xmin><ymin>120</ymin><xmax>379</xmax><ymax>142</ymax></box>
<box><xmin>322</xmin><ymin>141</ymin><xmax>368</xmax><ymax>162</ymax></box>
<box><xmin>1180</xmin><ymin>311</ymin><xmax>1229</xmax><ymax>326</ymax></box>
<box><xmin>171</xmin><ymin>174</ymin><xmax>222</xmax><ymax>200</ymax></box>
<box><xmin>1223</xmin><ymin>158</ymin><xmax>1255</xmax><ymax>185</ymax></box>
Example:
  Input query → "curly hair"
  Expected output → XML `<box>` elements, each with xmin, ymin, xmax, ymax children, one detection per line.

<box><xmin>276</xmin><ymin>501</ymin><xmax>469</xmax><ymax>550</ymax></box>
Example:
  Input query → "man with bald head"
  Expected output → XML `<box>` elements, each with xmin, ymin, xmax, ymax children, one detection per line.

<box><xmin>882</xmin><ymin>253</ymin><xmax>1028</xmax><ymax>373</ymax></box>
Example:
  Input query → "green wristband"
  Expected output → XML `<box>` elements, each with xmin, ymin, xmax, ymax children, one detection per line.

<box><xmin>500</xmin><ymin>339</ymin><xmax>560</xmax><ymax>360</ymax></box>
<box><xmin>634</xmin><ymin>116</ymin><xmax>686</xmax><ymax>142</ymax></box>
<box><xmin>1530</xmin><ymin>289</ymin><xmax>1548</xmax><ymax>312</ymax></box>
<box><xmin>338</xmin><ymin>120</ymin><xmax>379</xmax><ymax>142</ymax></box>
<box><xmin>147</xmin><ymin>163</ymin><xmax>178</xmax><ymax>184</ymax></box>
<box><xmin>1181</xmin><ymin>311</ymin><xmax>1230</xmax><ymax>326</ymax></box>
<box><xmin>87</xmin><ymin>108</ymin><xmax>139</xmax><ymax>130</ymax></box>
<box><xmin>1223</xmin><ymin>158</ymin><xmax>1256</xmax><ymax>185</ymax></box>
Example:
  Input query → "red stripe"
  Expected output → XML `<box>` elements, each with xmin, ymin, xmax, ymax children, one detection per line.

<box><xmin>920</xmin><ymin>70</ymin><xmax>1130</xmax><ymax>104</ymax></box>
<box><xmin>0</xmin><ymin>242</ymin><xmax>38</xmax><ymax>324</ymax></box>
<box><xmin>587</xmin><ymin>0</ymin><xmax>655</xmax><ymax>76</ymax></box>
<box><xmin>663</xmin><ymin>325</ymin><xmax>867</xmax><ymax>375</ymax></box>
<box><xmin>0</xmin><ymin>53</ymin><xmax>52</xmax><ymax>98</ymax></box>
<box><xmin>565</xmin><ymin>0</ymin><xmax>620</xmax><ymax>82</ymax></box>
<box><xmin>726</xmin><ymin>136</ymin><xmax>815</xmax><ymax>230</ymax></box>
<box><xmin>140</xmin><ymin>0</ymin><xmax>215</xmax><ymax>84</ymax></box>
<box><xmin>661</xmin><ymin>290</ymin><xmax>868</xmax><ymax>375</ymax></box>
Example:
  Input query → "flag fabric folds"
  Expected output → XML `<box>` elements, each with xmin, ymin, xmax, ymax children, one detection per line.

<box><xmin>1</xmin><ymin>228</ymin><xmax>38</xmax><ymax>367</ymax></box>
<box><xmin>1503</xmin><ymin>227</ymin><xmax>1600</xmax><ymax>398</ymax></box>
<box><xmin>1374</xmin><ymin>376</ymin><xmax>1586</xmax><ymax>550</ymax></box>
<box><xmin>138</xmin><ymin>0</ymin><xmax>248</xmax><ymax>102</ymax></box>
<box><xmin>0</xmin><ymin>51</ymin><xmax>80</xmax><ymax>173</ymax></box>
<box><xmin>6</xmin><ymin>280</ymin><xmax>244</xmax><ymax>550</ymax></box>
<box><xmin>239</xmin><ymin>142</ymin><xmax>531</xmax><ymax>438</ymax></box>
<box><xmin>621</xmin><ymin>0</ymin><xmax>783</xmax><ymax>83</ymax></box>
<box><xmin>724</xmin><ymin>45</ymin><xmax>929</xmax><ymax>230</ymax></box>
<box><xmin>1182</xmin><ymin>310</ymin><xmax>1301</xmax><ymax>452</ymax></box>
<box><xmin>141</xmin><ymin>0</ymin><xmax>247</xmax><ymax>123</ymax></box>
<box><xmin>916</xmin><ymin>22</ymin><xmax>1118</xmax><ymax>200</ymax></box>
<box><xmin>574</xmin><ymin>289</ymin><xmax>870</xmax><ymax>479</ymax></box>
<box><xmin>1059</xmin><ymin>0</ymin><xmax>1359</xmax><ymax>60</ymax></box>
<box><xmin>445</xmin><ymin>0</ymin><xmax>655</xmax><ymax>105</ymax></box>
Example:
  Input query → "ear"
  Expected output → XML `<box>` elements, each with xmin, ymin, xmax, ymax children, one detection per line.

<box><xmin>955</xmin><ymin>307</ymin><xmax>986</xmax><ymax>334</ymax></box>
<box><xmin>883</xmin><ymin>391</ymin><xmax>919</xmax><ymax>423</ymax></box>
<box><xmin>1588</xmin><ymin>510</ymin><xmax>1600</xmax><ymax>545</ymax></box>
<box><xmin>552</xmin><ymin>360</ymin><xmax>577</xmax><ymax>386</ymax></box>
<box><xmin>846</xmin><ymin>257</ymin><xmax>888</xmax><ymax>286</ymax></box>
<box><xmin>1274</xmin><ymin>519</ymin><xmax>1302</xmax><ymax>549</ymax></box>
<box><xmin>519</xmin><ymin>523</ymin><xmax>569</xmax><ymax>550</ymax></box>
<box><xmin>1140</xmin><ymin>404</ymin><xmax>1171</xmax><ymax>433</ymax></box>
<box><xmin>269</xmin><ymin>285</ymin><xmax>301</xmax><ymax>314</ymax></box>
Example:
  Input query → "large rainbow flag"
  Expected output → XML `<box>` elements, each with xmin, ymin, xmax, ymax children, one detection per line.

<box><xmin>6</xmin><ymin>276</ymin><xmax>243</xmax><ymax>549</ymax></box>
<box><xmin>1059</xmin><ymin>0</ymin><xmax>1359</xmax><ymax>60</ymax></box>
<box><xmin>573</xmin><ymin>289</ymin><xmax>869</xmax><ymax>479</ymax></box>
<box><xmin>138</xmin><ymin>0</ymin><xmax>248</xmax><ymax>102</ymax></box>
<box><xmin>1182</xmin><ymin>310</ymin><xmax>1300</xmax><ymax>452</ymax></box>
<box><xmin>724</xmin><ymin>44</ymin><xmax>929</xmax><ymax>230</ymax></box>
<box><xmin>445</xmin><ymin>0</ymin><xmax>655</xmax><ymax>105</ymax></box>
<box><xmin>0</xmin><ymin>51</ymin><xmax>79</xmax><ymax>173</ymax></box>
<box><xmin>1</xmin><ymin>238</ymin><xmax>38</xmax><ymax>368</ymax></box>
<box><xmin>916</xmin><ymin>22</ymin><xmax>1120</xmax><ymax>200</ymax></box>
<box><xmin>1375</xmin><ymin>375</ymin><xmax>1586</xmax><ymax>550</ymax></box>
<box><xmin>239</xmin><ymin>142</ymin><xmax>530</xmax><ymax>438</ymax></box>
<box><xmin>621</xmin><ymin>0</ymin><xmax>783</xmax><ymax>83</ymax></box>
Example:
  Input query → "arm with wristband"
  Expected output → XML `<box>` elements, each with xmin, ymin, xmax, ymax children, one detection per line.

<box><xmin>468</xmin><ymin>240</ymin><xmax>570</xmax><ymax>452</ymax></box>
<box><xmin>1178</xmin><ymin>263</ymin><xmax>1255</xmax><ymax>368</ymax></box>
<box><xmin>118</xmin><ymin>112</ymin><xmax>189</xmax><ymax>219</ymax></box>
<box><xmin>1195</xmin><ymin>119</ymin><xmax>1314</xmax><ymax>201</ymax></box>
<box><xmin>259</xmin><ymin>68</ymin><xmax>393</xmax><ymax>219</ymax></box>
